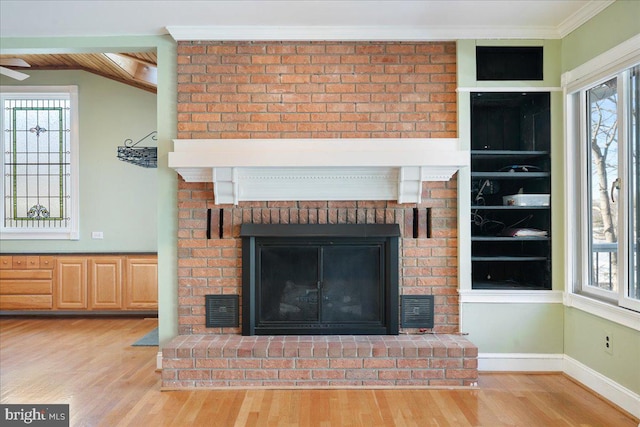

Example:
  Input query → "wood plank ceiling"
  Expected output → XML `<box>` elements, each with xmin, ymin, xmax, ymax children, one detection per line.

<box><xmin>0</xmin><ymin>52</ymin><xmax>157</xmax><ymax>93</ymax></box>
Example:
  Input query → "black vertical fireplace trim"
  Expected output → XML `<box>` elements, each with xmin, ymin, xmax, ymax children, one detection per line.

<box><xmin>241</xmin><ymin>223</ymin><xmax>400</xmax><ymax>336</ymax></box>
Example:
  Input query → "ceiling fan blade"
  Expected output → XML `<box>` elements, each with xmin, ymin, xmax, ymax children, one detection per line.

<box><xmin>0</xmin><ymin>58</ymin><xmax>30</xmax><ymax>68</ymax></box>
<box><xmin>0</xmin><ymin>66</ymin><xmax>30</xmax><ymax>81</ymax></box>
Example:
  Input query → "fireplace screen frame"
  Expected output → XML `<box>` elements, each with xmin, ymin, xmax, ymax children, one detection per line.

<box><xmin>241</xmin><ymin>223</ymin><xmax>400</xmax><ymax>336</ymax></box>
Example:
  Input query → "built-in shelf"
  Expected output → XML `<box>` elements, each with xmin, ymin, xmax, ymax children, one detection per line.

<box><xmin>471</xmin><ymin>281</ymin><xmax>547</xmax><ymax>290</ymax></box>
<box><xmin>470</xmin><ymin>150</ymin><xmax>549</xmax><ymax>158</ymax></box>
<box><xmin>471</xmin><ymin>236</ymin><xmax>549</xmax><ymax>242</ymax></box>
<box><xmin>470</xmin><ymin>91</ymin><xmax>551</xmax><ymax>290</ymax></box>
<box><xmin>471</xmin><ymin>172</ymin><xmax>550</xmax><ymax>179</ymax></box>
<box><xmin>471</xmin><ymin>256</ymin><xmax>548</xmax><ymax>262</ymax></box>
<box><xmin>471</xmin><ymin>205</ymin><xmax>549</xmax><ymax>210</ymax></box>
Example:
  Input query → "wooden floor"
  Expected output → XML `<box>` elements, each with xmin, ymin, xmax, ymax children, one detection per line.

<box><xmin>0</xmin><ymin>318</ymin><xmax>637</xmax><ymax>427</ymax></box>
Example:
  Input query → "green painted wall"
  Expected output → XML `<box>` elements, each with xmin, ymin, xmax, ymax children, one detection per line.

<box><xmin>560</xmin><ymin>0</ymin><xmax>640</xmax><ymax>396</ymax></box>
<box><xmin>461</xmin><ymin>303</ymin><xmax>564</xmax><ymax>353</ymax></box>
<box><xmin>155</xmin><ymin>40</ymin><xmax>179</xmax><ymax>346</ymax></box>
<box><xmin>1</xmin><ymin>69</ymin><xmax>157</xmax><ymax>252</ymax></box>
<box><xmin>565</xmin><ymin>308</ymin><xmax>640</xmax><ymax>393</ymax></box>
<box><xmin>561</xmin><ymin>0</ymin><xmax>640</xmax><ymax>73</ymax></box>
<box><xmin>0</xmin><ymin>35</ymin><xmax>178</xmax><ymax>346</ymax></box>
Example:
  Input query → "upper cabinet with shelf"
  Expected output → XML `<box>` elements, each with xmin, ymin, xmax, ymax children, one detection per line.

<box><xmin>470</xmin><ymin>91</ymin><xmax>551</xmax><ymax>290</ymax></box>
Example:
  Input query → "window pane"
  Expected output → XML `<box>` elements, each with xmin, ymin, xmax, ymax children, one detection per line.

<box><xmin>2</xmin><ymin>98</ymin><xmax>71</xmax><ymax>229</ymax></box>
<box><xmin>631</xmin><ymin>65</ymin><xmax>640</xmax><ymax>300</ymax></box>
<box><xmin>588</xmin><ymin>78</ymin><xmax>619</xmax><ymax>292</ymax></box>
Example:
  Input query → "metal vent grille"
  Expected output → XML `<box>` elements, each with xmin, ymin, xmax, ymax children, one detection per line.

<box><xmin>401</xmin><ymin>296</ymin><xmax>434</xmax><ymax>328</ymax></box>
<box><xmin>205</xmin><ymin>295</ymin><xmax>239</xmax><ymax>328</ymax></box>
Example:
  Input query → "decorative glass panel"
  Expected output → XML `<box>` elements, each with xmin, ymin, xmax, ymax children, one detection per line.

<box><xmin>3</xmin><ymin>97</ymin><xmax>71</xmax><ymax>230</ymax></box>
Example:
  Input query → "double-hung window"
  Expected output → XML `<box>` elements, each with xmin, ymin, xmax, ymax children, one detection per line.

<box><xmin>565</xmin><ymin>38</ymin><xmax>640</xmax><ymax>315</ymax></box>
<box><xmin>0</xmin><ymin>86</ymin><xmax>79</xmax><ymax>240</ymax></box>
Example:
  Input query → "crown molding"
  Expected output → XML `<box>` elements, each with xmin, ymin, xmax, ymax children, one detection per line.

<box><xmin>166</xmin><ymin>25</ymin><xmax>562</xmax><ymax>41</ymax></box>
<box><xmin>557</xmin><ymin>0</ymin><xmax>615</xmax><ymax>39</ymax></box>
<box><xmin>167</xmin><ymin>0</ymin><xmax>617</xmax><ymax>43</ymax></box>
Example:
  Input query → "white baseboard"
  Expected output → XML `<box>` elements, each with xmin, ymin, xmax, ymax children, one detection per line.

<box><xmin>478</xmin><ymin>353</ymin><xmax>564</xmax><ymax>372</ymax></box>
<box><xmin>563</xmin><ymin>355</ymin><xmax>640</xmax><ymax>420</ymax></box>
<box><xmin>156</xmin><ymin>351</ymin><xmax>162</xmax><ymax>371</ymax></box>
<box><xmin>479</xmin><ymin>353</ymin><xmax>640</xmax><ymax>419</ymax></box>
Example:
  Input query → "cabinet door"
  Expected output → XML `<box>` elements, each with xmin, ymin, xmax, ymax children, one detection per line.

<box><xmin>125</xmin><ymin>257</ymin><xmax>157</xmax><ymax>310</ymax></box>
<box><xmin>89</xmin><ymin>257</ymin><xmax>122</xmax><ymax>310</ymax></box>
<box><xmin>56</xmin><ymin>258</ymin><xmax>88</xmax><ymax>309</ymax></box>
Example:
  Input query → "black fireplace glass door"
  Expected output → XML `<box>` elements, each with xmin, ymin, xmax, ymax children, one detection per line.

<box><xmin>321</xmin><ymin>245</ymin><xmax>381</xmax><ymax>324</ymax></box>
<box><xmin>242</xmin><ymin>223</ymin><xmax>400</xmax><ymax>335</ymax></box>
<box><xmin>259</xmin><ymin>246</ymin><xmax>319</xmax><ymax>322</ymax></box>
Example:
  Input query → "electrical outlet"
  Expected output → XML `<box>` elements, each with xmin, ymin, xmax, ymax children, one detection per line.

<box><xmin>91</xmin><ymin>231</ymin><xmax>104</xmax><ymax>239</ymax></box>
<box><xmin>604</xmin><ymin>331</ymin><xmax>613</xmax><ymax>355</ymax></box>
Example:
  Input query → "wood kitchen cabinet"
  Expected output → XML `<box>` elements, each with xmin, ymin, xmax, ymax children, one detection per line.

<box><xmin>89</xmin><ymin>257</ymin><xmax>123</xmax><ymax>310</ymax></box>
<box><xmin>124</xmin><ymin>256</ymin><xmax>158</xmax><ymax>310</ymax></box>
<box><xmin>0</xmin><ymin>254</ymin><xmax>156</xmax><ymax>313</ymax></box>
<box><xmin>56</xmin><ymin>257</ymin><xmax>88</xmax><ymax>309</ymax></box>
<box><xmin>0</xmin><ymin>255</ymin><xmax>55</xmax><ymax>310</ymax></box>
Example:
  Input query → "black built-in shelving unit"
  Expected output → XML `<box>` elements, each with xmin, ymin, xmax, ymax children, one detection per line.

<box><xmin>471</xmin><ymin>92</ymin><xmax>551</xmax><ymax>290</ymax></box>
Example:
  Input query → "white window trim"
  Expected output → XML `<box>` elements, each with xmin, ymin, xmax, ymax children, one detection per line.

<box><xmin>564</xmin><ymin>293</ymin><xmax>640</xmax><ymax>332</ymax></box>
<box><xmin>563</xmin><ymin>35</ymin><xmax>640</xmax><ymax>328</ymax></box>
<box><xmin>562</xmin><ymin>34</ymin><xmax>640</xmax><ymax>93</ymax></box>
<box><xmin>0</xmin><ymin>85</ymin><xmax>79</xmax><ymax>240</ymax></box>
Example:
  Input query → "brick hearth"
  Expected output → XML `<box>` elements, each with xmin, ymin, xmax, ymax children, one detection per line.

<box><xmin>162</xmin><ymin>334</ymin><xmax>478</xmax><ymax>389</ymax></box>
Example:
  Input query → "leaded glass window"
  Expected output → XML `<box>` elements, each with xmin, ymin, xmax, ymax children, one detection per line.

<box><xmin>1</xmin><ymin>87</ymin><xmax>79</xmax><ymax>239</ymax></box>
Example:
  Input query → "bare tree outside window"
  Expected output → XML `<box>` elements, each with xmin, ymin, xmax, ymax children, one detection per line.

<box><xmin>588</xmin><ymin>78</ymin><xmax>618</xmax><ymax>292</ymax></box>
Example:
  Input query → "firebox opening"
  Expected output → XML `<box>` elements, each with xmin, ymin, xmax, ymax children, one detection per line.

<box><xmin>241</xmin><ymin>223</ymin><xmax>400</xmax><ymax>336</ymax></box>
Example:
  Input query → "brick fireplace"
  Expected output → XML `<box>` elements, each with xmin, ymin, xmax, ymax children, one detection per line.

<box><xmin>162</xmin><ymin>41</ymin><xmax>478</xmax><ymax>388</ymax></box>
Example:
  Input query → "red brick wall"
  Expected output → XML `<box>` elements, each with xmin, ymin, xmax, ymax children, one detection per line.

<box><xmin>176</xmin><ymin>41</ymin><xmax>459</xmax><ymax>335</ymax></box>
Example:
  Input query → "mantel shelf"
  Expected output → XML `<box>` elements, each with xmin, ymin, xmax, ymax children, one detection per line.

<box><xmin>168</xmin><ymin>138</ymin><xmax>468</xmax><ymax>205</ymax></box>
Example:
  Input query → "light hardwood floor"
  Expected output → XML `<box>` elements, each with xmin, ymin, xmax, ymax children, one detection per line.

<box><xmin>0</xmin><ymin>317</ymin><xmax>637</xmax><ymax>426</ymax></box>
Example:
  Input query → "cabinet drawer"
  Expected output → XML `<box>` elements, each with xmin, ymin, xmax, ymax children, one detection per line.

<box><xmin>0</xmin><ymin>280</ymin><xmax>53</xmax><ymax>295</ymax></box>
<box><xmin>0</xmin><ymin>256</ymin><xmax>12</xmax><ymax>270</ymax></box>
<box><xmin>12</xmin><ymin>256</ymin><xmax>42</xmax><ymax>269</ymax></box>
<box><xmin>40</xmin><ymin>256</ymin><xmax>55</xmax><ymax>269</ymax></box>
<box><xmin>0</xmin><ymin>270</ymin><xmax>53</xmax><ymax>280</ymax></box>
<box><xmin>0</xmin><ymin>295</ymin><xmax>53</xmax><ymax>310</ymax></box>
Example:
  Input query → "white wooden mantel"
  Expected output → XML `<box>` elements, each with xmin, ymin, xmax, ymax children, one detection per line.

<box><xmin>168</xmin><ymin>139</ymin><xmax>468</xmax><ymax>205</ymax></box>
